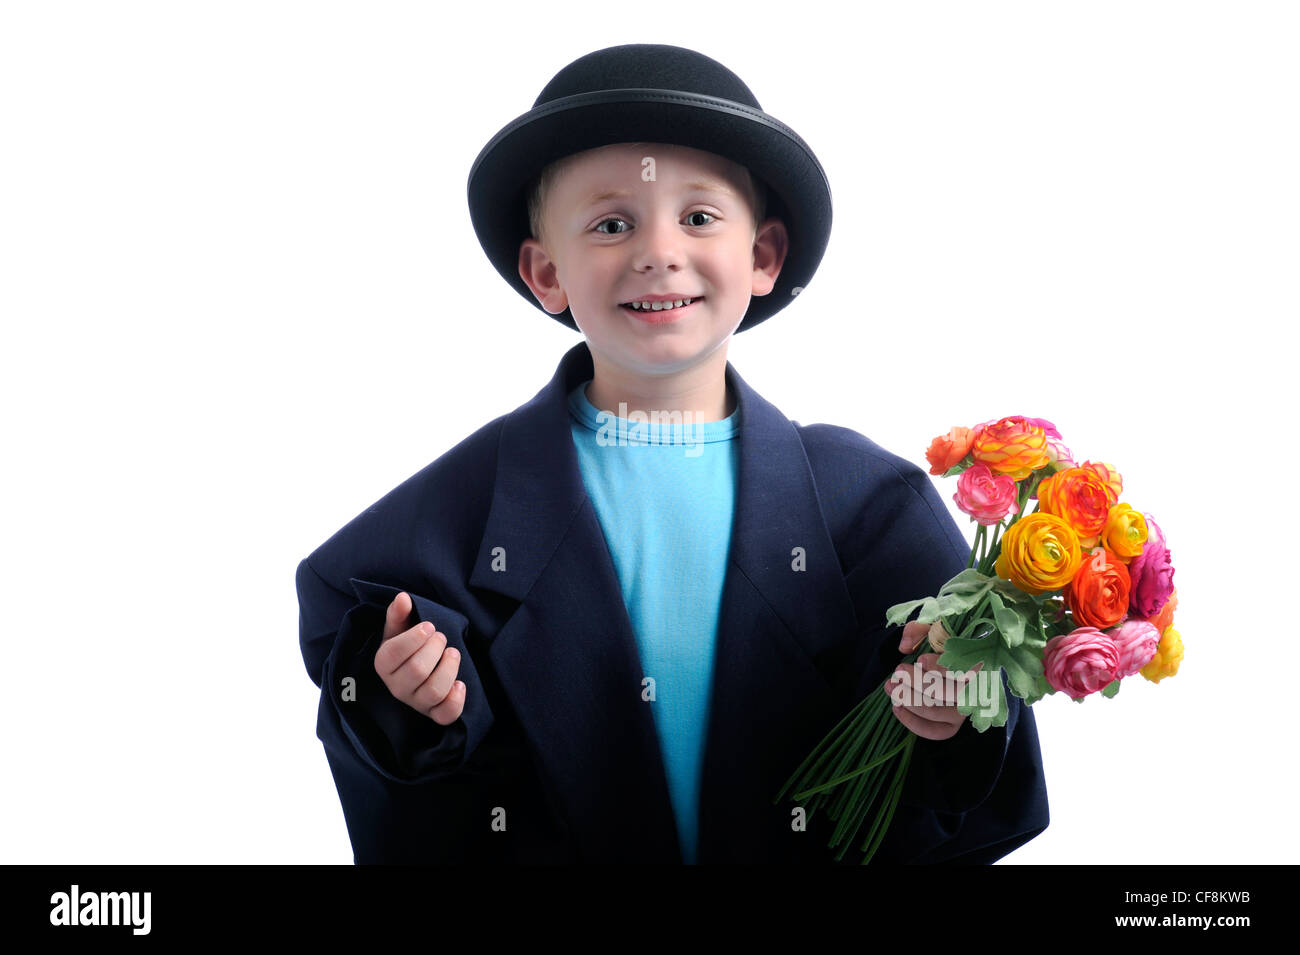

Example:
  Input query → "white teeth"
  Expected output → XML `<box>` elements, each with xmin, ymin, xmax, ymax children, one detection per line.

<box><xmin>626</xmin><ymin>298</ymin><xmax>694</xmax><ymax>310</ymax></box>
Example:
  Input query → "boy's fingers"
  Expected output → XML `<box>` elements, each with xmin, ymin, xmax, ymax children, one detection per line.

<box><xmin>887</xmin><ymin>660</ymin><xmax>971</xmax><ymax>706</ymax></box>
<box><xmin>388</xmin><ymin>630</ymin><xmax>448</xmax><ymax>698</ymax></box>
<box><xmin>374</xmin><ymin>623</ymin><xmax>443</xmax><ymax>685</ymax></box>
<box><xmin>427</xmin><ymin>680</ymin><xmax>466</xmax><ymax>725</ymax></box>
<box><xmin>918</xmin><ymin>654</ymin><xmax>983</xmax><ymax>688</ymax></box>
<box><xmin>382</xmin><ymin>592</ymin><xmax>414</xmax><ymax>643</ymax></box>
<box><xmin>915</xmin><ymin>653</ymin><xmax>977</xmax><ymax>680</ymax></box>
<box><xmin>892</xmin><ymin>702</ymin><xmax>962</xmax><ymax>740</ymax></box>
<box><xmin>899</xmin><ymin>620</ymin><xmax>928</xmax><ymax>652</ymax></box>
<box><xmin>414</xmin><ymin>650</ymin><xmax>463</xmax><ymax>722</ymax></box>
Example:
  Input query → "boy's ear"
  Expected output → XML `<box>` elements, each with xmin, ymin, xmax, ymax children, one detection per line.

<box><xmin>518</xmin><ymin>238</ymin><xmax>569</xmax><ymax>315</ymax></box>
<box><xmin>751</xmin><ymin>217</ymin><xmax>789</xmax><ymax>298</ymax></box>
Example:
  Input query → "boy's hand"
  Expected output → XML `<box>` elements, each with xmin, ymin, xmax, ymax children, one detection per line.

<box><xmin>881</xmin><ymin>620</ymin><xmax>982</xmax><ymax>741</ymax></box>
<box><xmin>373</xmin><ymin>591</ymin><xmax>466</xmax><ymax>724</ymax></box>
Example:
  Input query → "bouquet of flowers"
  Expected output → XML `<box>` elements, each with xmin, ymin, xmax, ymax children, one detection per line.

<box><xmin>775</xmin><ymin>416</ymin><xmax>1182</xmax><ymax>864</ymax></box>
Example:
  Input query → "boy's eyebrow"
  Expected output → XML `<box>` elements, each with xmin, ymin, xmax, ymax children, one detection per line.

<box><xmin>582</xmin><ymin>179</ymin><xmax>738</xmax><ymax>207</ymax></box>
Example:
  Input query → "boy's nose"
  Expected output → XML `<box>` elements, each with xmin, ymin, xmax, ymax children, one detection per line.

<box><xmin>631</xmin><ymin>216</ymin><xmax>685</xmax><ymax>269</ymax></box>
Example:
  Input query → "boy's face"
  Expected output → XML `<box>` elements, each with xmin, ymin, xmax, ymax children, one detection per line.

<box><xmin>518</xmin><ymin>142</ymin><xmax>788</xmax><ymax>379</ymax></box>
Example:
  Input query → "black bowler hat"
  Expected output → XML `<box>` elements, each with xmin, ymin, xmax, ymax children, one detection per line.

<box><xmin>466</xmin><ymin>43</ymin><xmax>833</xmax><ymax>334</ymax></box>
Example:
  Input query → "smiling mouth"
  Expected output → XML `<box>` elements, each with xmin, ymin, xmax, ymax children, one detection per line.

<box><xmin>618</xmin><ymin>297</ymin><xmax>704</xmax><ymax>319</ymax></box>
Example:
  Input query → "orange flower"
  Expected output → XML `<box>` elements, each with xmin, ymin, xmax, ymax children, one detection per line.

<box><xmin>1149</xmin><ymin>587</ymin><xmax>1178</xmax><ymax>635</ymax></box>
<box><xmin>971</xmin><ymin>416</ymin><xmax>1051</xmax><ymax>481</ymax></box>
<box><xmin>925</xmin><ymin>426</ymin><xmax>975</xmax><ymax>476</ymax></box>
<box><xmin>995</xmin><ymin>512</ymin><xmax>1082</xmax><ymax>594</ymax></box>
<box><xmin>1100</xmin><ymin>503</ymin><xmax>1148</xmax><ymax>564</ymax></box>
<box><xmin>1037</xmin><ymin>465</ymin><xmax>1120</xmax><ymax>550</ymax></box>
<box><xmin>1066</xmin><ymin>548</ymin><xmax>1131</xmax><ymax>629</ymax></box>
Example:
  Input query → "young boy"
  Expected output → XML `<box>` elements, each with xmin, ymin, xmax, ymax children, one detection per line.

<box><xmin>296</xmin><ymin>43</ymin><xmax>1050</xmax><ymax>864</ymax></box>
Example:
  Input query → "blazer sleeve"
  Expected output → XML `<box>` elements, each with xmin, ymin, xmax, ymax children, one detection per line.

<box><xmin>842</xmin><ymin>457</ymin><xmax>1050</xmax><ymax>864</ymax></box>
<box><xmin>296</xmin><ymin>557</ymin><xmax>495</xmax><ymax>784</ymax></box>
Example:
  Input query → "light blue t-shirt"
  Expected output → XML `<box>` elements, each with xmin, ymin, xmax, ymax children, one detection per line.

<box><xmin>566</xmin><ymin>379</ymin><xmax>740</xmax><ymax>864</ymax></box>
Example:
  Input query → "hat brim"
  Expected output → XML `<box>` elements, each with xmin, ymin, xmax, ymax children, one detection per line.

<box><xmin>467</xmin><ymin>89</ymin><xmax>831</xmax><ymax>334</ymax></box>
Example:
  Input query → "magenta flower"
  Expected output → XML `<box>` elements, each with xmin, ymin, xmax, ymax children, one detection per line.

<box><xmin>1128</xmin><ymin>513</ymin><xmax>1176</xmax><ymax>618</ymax></box>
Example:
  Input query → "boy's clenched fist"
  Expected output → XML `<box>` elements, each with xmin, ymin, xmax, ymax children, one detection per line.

<box><xmin>373</xmin><ymin>591</ymin><xmax>466</xmax><ymax>724</ymax></box>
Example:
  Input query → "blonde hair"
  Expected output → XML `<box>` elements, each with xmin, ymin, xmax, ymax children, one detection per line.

<box><xmin>526</xmin><ymin>142</ymin><xmax>768</xmax><ymax>248</ymax></box>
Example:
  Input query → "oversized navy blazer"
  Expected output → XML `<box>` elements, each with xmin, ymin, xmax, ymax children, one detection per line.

<box><xmin>296</xmin><ymin>340</ymin><xmax>1050</xmax><ymax>864</ymax></box>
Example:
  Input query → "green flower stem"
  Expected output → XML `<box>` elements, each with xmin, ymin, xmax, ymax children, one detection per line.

<box><xmin>967</xmin><ymin>524</ymin><xmax>986</xmax><ymax>570</ymax></box>
<box><xmin>776</xmin><ymin>633</ymin><xmax>937</xmax><ymax>863</ymax></box>
<box><xmin>980</xmin><ymin>540</ymin><xmax>998</xmax><ymax>576</ymax></box>
<box><xmin>950</xmin><ymin>590</ymin><xmax>993</xmax><ymax>642</ymax></box>
<box><xmin>813</xmin><ymin>689</ymin><xmax>896</xmax><ymax>802</ymax></box>
<box><xmin>817</xmin><ymin>632</ymin><xmax>934</xmax><ymax>846</ymax></box>
<box><xmin>829</xmin><ymin>721</ymin><xmax>904</xmax><ymax>845</ymax></box>
<box><xmin>834</xmin><ymin>729</ymin><xmax>910</xmax><ymax>861</ymax></box>
<box><xmin>857</xmin><ymin>734</ymin><xmax>915</xmax><ymax>864</ymax></box>
<box><xmin>782</xmin><ymin>621</ymin><xmax>938</xmax><ymax>806</ymax></box>
<box><xmin>832</xmin><ymin>720</ymin><xmax>909</xmax><ymax>851</ymax></box>
<box><xmin>773</xmin><ymin>691</ymin><xmax>872</xmax><ymax>804</ymax></box>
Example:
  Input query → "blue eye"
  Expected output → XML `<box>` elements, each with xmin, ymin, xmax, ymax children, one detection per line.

<box><xmin>685</xmin><ymin>211</ymin><xmax>715</xmax><ymax>226</ymax></box>
<box><xmin>594</xmin><ymin>217</ymin><xmax>629</xmax><ymax>234</ymax></box>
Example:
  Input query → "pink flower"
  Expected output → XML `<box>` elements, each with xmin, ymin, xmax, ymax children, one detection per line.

<box><xmin>954</xmin><ymin>463</ymin><xmax>1020</xmax><ymax>525</ymax></box>
<box><xmin>1043</xmin><ymin>627</ymin><xmax>1120</xmax><ymax>699</ymax></box>
<box><xmin>1108</xmin><ymin>617</ymin><xmax>1160</xmax><ymax>678</ymax></box>
<box><xmin>1128</xmin><ymin>513</ymin><xmax>1175</xmax><ymax>618</ymax></box>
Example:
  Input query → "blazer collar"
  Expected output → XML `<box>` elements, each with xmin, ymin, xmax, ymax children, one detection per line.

<box><xmin>468</xmin><ymin>340</ymin><xmax>857</xmax><ymax>862</ymax></box>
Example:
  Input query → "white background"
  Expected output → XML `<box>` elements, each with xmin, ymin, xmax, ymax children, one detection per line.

<box><xmin>2</xmin><ymin>0</ymin><xmax>1294</xmax><ymax>864</ymax></box>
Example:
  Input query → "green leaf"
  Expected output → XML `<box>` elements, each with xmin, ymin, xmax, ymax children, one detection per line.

<box><xmin>1037</xmin><ymin>602</ymin><xmax>1070</xmax><ymax>641</ymax></box>
<box><xmin>885</xmin><ymin>571</ymin><xmax>997</xmax><ymax>626</ymax></box>
<box><xmin>932</xmin><ymin>590</ymin><xmax>985</xmax><ymax>618</ymax></box>
<box><xmin>988</xmin><ymin>575</ymin><xmax>1030</xmax><ymax>602</ymax></box>
<box><xmin>968</xmin><ymin>701</ymin><xmax>1003</xmax><ymax>733</ymax></box>
<box><xmin>939</xmin><ymin>630</ymin><xmax>1046</xmax><ymax>713</ymax></box>
<box><xmin>986</xmin><ymin>591</ymin><xmax>1028</xmax><ymax>648</ymax></box>
<box><xmin>884</xmin><ymin>596</ymin><xmax>933</xmax><ymax>627</ymax></box>
<box><xmin>1023</xmin><ymin>622</ymin><xmax>1048</xmax><ymax>652</ymax></box>
<box><xmin>1101</xmin><ymin>679</ymin><xmax>1120</xmax><ymax>698</ymax></box>
<box><xmin>1026</xmin><ymin>672</ymin><xmax>1054</xmax><ymax>705</ymax></box>
<box><xmin>935</xmin><ymin>568</ymin><xmax>993</xmax><ymax>595</ymax></box>
<box><xmin>954</xmin><ymin>677</ymin><xmax>1006</xmax><ymax>733</ymax></box>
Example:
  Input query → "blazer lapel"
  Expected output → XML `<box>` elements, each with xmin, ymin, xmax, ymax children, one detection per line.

<box><xmin>468</xmin><ymin>342</ymin><xmax>681</xmax><ymax>862</ymax></box>
<box><xmin>468</xmin><ymin>341</ymin><xmax>858</xmax><ymax>863</ymax></box>
<box><xmin>696</xmin><ymin>359</ymin><xmax>861</xmax><ymax>862</ymax></box>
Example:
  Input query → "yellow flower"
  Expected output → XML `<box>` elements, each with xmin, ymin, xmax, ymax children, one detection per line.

<box><xmin>1101</xmin><ymin>503</ymin><xmax>1148</xmax><ymax>564</ymax></box>
<box><xmin>994</xmin><ymin>512</ymin><xmax>1082</xmax><ymax>594</ymax></box>
<box><xmin>1140</xmin><ymin>626</ymin><xmax>1183</xmax><ymax>683</ymax></box>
